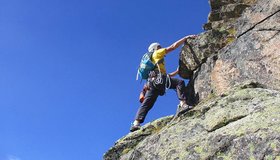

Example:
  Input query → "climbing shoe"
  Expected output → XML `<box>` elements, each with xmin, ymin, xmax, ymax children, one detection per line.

<box><xmin>130</xmin><ymin>124</ymin><xmax>141</xmax><ymax>132</ymax></box>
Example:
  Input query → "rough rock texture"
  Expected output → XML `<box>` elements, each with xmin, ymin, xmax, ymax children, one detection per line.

<box><xmin>180</xmin><ymin>0</ymin><xmax>280</xmax><ymax>101</ymax></box>
<box><xmin>179</xmin><ymin>0</ymin><xmax>260</xmax><ymax>105</ymax></box>
<box><xmin>179</xmin><ymin>0</ymin><xmax>257</xmax><ymax>79</ymax></box>
<box><xmin>104</xmin><ymin>82</ymin><xmax>280</xmax><ymax>159</ymax></box>
<box><xmin>194</xmin><ymin>0</ymin><xmax>280</xmax><ymax>100</ymax></box>
<box><xmin>104</xmin><ymin>116</ymin><xmax>173</xmax><ymax>160</ymax></box>
<box><xmin>104</xmin><ymin>0</ymin><xmax>280</xmax><ymax>159</ymax></box>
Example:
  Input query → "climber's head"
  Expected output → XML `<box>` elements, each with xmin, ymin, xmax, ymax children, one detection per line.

<box><xmin>148</xmin><ymin>42</ymin><xmax>161</xmax><ymax>52</ymax></box>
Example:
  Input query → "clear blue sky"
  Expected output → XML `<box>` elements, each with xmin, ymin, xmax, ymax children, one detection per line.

<box><xmin>0</xmin><ymin>0</ymin><xmax>210</xmax><ymax>159</ymax></box>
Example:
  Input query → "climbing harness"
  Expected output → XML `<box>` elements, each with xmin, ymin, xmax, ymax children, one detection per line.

<box><xmin>152</xmin><ymin>63</ymin><xmax>172</xmax><ymax>94</ymax></box>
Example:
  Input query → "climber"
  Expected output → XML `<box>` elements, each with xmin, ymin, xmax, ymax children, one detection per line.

<box><xmin>130</xmin><ymin>35</ymin><xmax>196</xmax><ymax>132</ymax></box>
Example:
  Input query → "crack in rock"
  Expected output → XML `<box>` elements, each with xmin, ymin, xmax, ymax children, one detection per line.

<box><xmin>257</xmin><ymin>28</ymin><xmax>280</xmax><ymax>31</ymax></box>
<box><xmin>207</xmin><ymin>115</ymin><xmax>248</xmax><ymax>132</ymax></box>
<box><xmin>237</xmin><ymin>9</ymin><xmax>280</xmax><ymax>38</ymax></box>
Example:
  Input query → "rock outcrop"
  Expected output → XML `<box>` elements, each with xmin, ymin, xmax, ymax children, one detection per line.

<box><xmin>180</xmin><ymin>0</ymin><xmax>280</xmax><ymax>101</ymax></box>
<box><xmin>179</xmin><ymin>0</ymin><xmax>258</xmax><ymax>79</ymax></box>
<box><xmin>104</xmin><ymin>82</ymin><xmax>280</xmax><ymax>159</ymax></box>
<box><xmin>104</xmin><ymin>0</ymin><xmax>280</xmax><ymax>159</ymax></box>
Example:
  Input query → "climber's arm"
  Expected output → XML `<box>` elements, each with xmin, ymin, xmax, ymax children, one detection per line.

<box><xmin>165</xmin><ymin>35</ymin><xmax>197</xmax><ymax>54</ymax></box>
<box><xmin>168</xmin><ymin>67</ymin><xmax>179</xmax><ymax>77</ymax></box>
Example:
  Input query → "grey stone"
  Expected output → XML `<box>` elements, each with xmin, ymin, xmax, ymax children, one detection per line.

<box><xmin>104</xmin><ymin>85</ymin><xmax>280</xmax><ymax>160</ymax></box>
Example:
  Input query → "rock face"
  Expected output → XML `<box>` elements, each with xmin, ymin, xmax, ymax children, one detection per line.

<box><xmin>104</xmin><ymin>0</ymin><xmax>280</xmax><ymax>159</ymax></box>
<box><xmin>104</xmin><ymin>82</ymin><xmax>280</xmax><ymax>159</ymax></box>
<box><xmin>181</xmin><ymin>0</ymin><xmax>280</xmax><ymax>101</ymax></box>
<box><xmin>104</xmin><ymin>116</ymin><xmax>173</xmax><ymax>160</ymax></box>
<box><xmin>179</xmin><ymin>0</ymin><xmax>257</xmax><ymax>79</ymax></box>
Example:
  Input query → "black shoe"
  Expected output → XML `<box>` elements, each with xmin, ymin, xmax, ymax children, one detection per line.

<box><xmin>130</xmin><ymin>125</ymin><xmax>141</xmax><ymax>132</ymax></box>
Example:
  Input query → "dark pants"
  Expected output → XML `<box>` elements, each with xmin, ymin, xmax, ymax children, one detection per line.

<box><xmin>135</xmin><ymin>76</ymin><xmax>187</xmax><ymax>123</ymax></box>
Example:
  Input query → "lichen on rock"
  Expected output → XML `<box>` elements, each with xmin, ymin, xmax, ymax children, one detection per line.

<box><xmin>104</xmin><ymin>84</ymin><xmax>280</xmax><ymax>160</ymax></box>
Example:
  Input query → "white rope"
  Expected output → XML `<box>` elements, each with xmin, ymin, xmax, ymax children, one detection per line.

<box><xmin>155</xmin><ymin>63</ymin><xmax>172</xmax><ymax>90</ymax></box>
<box><xmin>154</xmin><ymin>75</ymin><xmax>163</xmax><ymax>85</ymax></box>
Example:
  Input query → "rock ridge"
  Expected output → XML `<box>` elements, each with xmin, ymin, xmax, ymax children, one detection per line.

<box><xmin>104</xmin><ymin>82</ymin><xmax>280</xmax><ymax>159</ymax></box>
